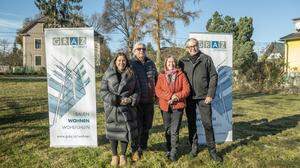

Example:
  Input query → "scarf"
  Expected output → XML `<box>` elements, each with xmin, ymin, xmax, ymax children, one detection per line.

<box><xmin>165</xmin><ymin>69</ymin><xmax>177</xmax><ymax>84</ymax></box>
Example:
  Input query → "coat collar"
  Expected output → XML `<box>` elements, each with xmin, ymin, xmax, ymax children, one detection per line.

<box><xmin>132</xmin><ymin>56</ymin><xmax>151</xmax><ymax>64</ymax></box>
<box><xmin>182</xmin><ymin>51</ymin><xmax>205</xmax><ymax>65</ymax></box>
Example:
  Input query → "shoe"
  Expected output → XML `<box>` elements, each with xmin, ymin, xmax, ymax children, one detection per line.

<box><xmin>189</xmin><ymin>143</ymin><xmax>198</xmax><ymax>157</ymax></box>
<box><xmin>110</xmin><ymin>155</ymin><xmax>119</xmax><ymax>166</ymax></box>
<box><xmin>119</xmin><ymin>155</ymin><xmax>127</xmax><ymax>166</ymax></box>
<box><xmin>131</xmin><ymin>151</ymin><xmax>140</xmax><ymax>162</ymax></box>
<box><xmin>169</xmin><ymin>148</ymin><xmax>177</xmax><ymax>162</ymax></box>
<box><xmin>165</xmin><ymin>151</ymin><xmax>171</xmax><ymax>158</ymax></box>
<box><xmin>209</xmin><ymin>149</ymin><xmax>223</xmax><ymax>162</ymax></box>
<box><xmin>138</xmin><ymin>147</ymin><xmax>143</xmax><ymax>156</ymax></box>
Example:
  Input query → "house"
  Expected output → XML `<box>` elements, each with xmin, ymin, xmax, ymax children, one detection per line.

<box><xmin>20</xmin><ymin>17</ymin><xmax>102</xmax><ymax>70</ymax></box>
<box><xmin>280</xmin><ymin>18</ymin><xmax>300</xmax><ymax>73</ymax></box>
<box><xmin>262</xmin><ymin>42</ymin><xmax>284</xmax><ymax>60</ymax></box>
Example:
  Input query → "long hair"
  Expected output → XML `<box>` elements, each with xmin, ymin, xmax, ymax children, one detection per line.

<box><xmin>114</xmin><ymin>52</ymin><xmax>134</xmax><ymax>77</ymax></box>
<box><xmin>164</xmin><ymin>55</ymin><xmax>178</xmax><ymax>71</ymax></box>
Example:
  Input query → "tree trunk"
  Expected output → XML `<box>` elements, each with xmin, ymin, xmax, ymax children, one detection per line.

<box><xmin>155</xmin><ymin>39</ymin><xmax>161</xmax><ymax>71</ymax></box>
<box><xmin>155</xmin><ymin>13</ymin><xmax>162</xmax><ymax>71</ymax></box>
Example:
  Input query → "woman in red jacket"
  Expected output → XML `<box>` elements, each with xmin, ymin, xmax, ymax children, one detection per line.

<box><xmin>155</xmin><ymin>55</ymin><xmax>190</xmax><ymax>161</ymax></box>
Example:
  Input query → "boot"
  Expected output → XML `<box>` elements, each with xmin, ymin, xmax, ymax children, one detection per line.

<box><xmin>165</xmin><ymin>151</ymin><xmax>171</xmax><ymax>158</ymax></box>
<box><xmin>119</xmin><ymin>155</ymin><xmax>127</xmax><ymax>166</ymax></box>
<box><xmin>209</xmin><ymin>148</ymin><xmax>223</xmax><ymax>162</ymax></box>
<box><xmin>189</xmin><ymin>142</ymin><xmax>198</xmax><ymax>157</ymax></box>
<box><xmin>169</xmin><ymin>148</ymin><xmax>177</xmax><ymax>162</ymax></box>
<box><xmin>165</xmin><ymin>141</ymin><xmax>171</xmax><ymax>158</ymax></box>
<box><xmin>131</xmin><ymin>151</ymin><xmax>140</xmax><ymax>162</ymax></box>
<box><xmin>110</xmin><ymin>155</ymin><xmax>119</xmax><ymax>166</ymax></box>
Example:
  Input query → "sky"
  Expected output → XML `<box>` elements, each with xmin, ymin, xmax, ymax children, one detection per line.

<box><xmin>0</xmin><ymin>0</ymin><xmax>299</xmax><ymax>52</ymax></box>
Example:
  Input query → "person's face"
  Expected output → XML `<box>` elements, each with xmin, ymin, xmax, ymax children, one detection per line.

<box><xmin>186</xmin><ymin>40</ymin><xmax>199</xmax><ymax>56</ymax></box>
<box><xmin>134</xmin><ymin>44</ymin><xmax>146</xmax><ymax>61</ymax></box>
<box><xmin>166</xmin><ymin>57</ymin><xmax>176</xmax><ymax>71</ymax></box>
<box><xmin>115</xmin><ymin>55</ymin><xmax>127</xmax><ymax>72</ymax></box>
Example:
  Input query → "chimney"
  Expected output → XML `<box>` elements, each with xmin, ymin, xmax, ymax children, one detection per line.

<box><xmin>293</xmin><ymin>18</ymin><xmax>300</xmax><ymax>32</ymax></box>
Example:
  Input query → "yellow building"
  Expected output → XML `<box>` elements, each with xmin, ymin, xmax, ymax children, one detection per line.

<box><xmin>280</xmin><ymin>18</ymin><xmax>300</xmax><ymax>74</ymax></box>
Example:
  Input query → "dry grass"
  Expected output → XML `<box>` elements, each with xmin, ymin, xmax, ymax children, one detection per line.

<box><xmin>0</xmin><ymin>78</ymin><xmax>299</xmax><ymax>168</ymax></box>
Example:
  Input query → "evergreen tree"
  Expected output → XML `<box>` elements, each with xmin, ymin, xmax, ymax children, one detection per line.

<box><xmin>206</xmin><ymin>11</ymin><xmax>256</xmax><ymax>74</ymax></box>
<box><xmin>35</xmin><ymin>0</ymin><xmax>85</xmax><ymax>28</ymax></box>
<box><xmin>234</xmin><ymin>17</ymin><xmax>257</xmax><ymax>74</ymax></box>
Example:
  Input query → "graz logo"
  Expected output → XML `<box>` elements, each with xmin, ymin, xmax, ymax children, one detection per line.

<box><xmin>199</xmin><ymin>40</ymin><xmax>226</xmax><ymax>49</ymax></box>
<box><xmin>52</xmin><ymin>37</ymin><xmax>87</xmax><ymax>46</ymax></box>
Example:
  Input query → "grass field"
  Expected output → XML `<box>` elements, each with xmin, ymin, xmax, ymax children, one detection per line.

<box><xmin>0</xmin><ymin>78</ymin><xmax>299</xmax><ymax>168</ymax></box>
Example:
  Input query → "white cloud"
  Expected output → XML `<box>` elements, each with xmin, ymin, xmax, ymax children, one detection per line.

<box><xmin>0</xmin><ymin>18</ymin><xmax>22</xmax><ymax>29</ymax></box>
<box><xmin>0</xmin><ymin>11</ymin><xmax>23</xmax><ymax>18</ymax></box>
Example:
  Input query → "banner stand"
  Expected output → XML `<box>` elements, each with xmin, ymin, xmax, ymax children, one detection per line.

<box><xmin>189</xmin><ymin>32</ymin><xmax>233</xmax><ymax>144</ymax></box>
<box><xmin>45</xmin><ymin>28</ymin><xmax>98</xmax><ymax>147</ymax></box>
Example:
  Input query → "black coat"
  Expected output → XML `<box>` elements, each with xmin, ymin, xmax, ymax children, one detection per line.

<box><xmin>100</xmin><ymin>61</ymin><xmax>140</xmax><ymax>142</ymax></box>
<box><xmin>179</xmin><ymin>51</ymin><xmax>218</xmax><ymax>99</ymax></box>
<box><xmin>130</xmin><ymin>56</ymin><xmax>157</xmax><ymax>103</ymax></box>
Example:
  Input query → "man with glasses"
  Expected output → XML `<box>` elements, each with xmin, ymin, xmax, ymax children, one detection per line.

<box><xmin>178</xmin><ymin>38</ymin><xmax>222</xmax><ymax>162</ymax></box>
<box><xmin>130</xmin><ymin>42</ymin><xmax>158</xmax><ymax>161</ymax></box>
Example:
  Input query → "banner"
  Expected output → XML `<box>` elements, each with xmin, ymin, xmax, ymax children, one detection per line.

<box><xmin>45</xmin><ymin>28</ymin><xmax>97</xmax><ymax>147</ymax></box>
<box><xmin>189</xmin><ymin>32</ymin><xmax>233</xmax><ymax>144</ymax></box>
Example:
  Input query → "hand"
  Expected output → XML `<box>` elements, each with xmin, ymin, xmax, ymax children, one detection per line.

<box><xmin>168</xmin><ymin>94</ymin><xmax>178</xmax><ymax>105</ymax></box>
<box><xmin>204</xmin><ymin>96</ymin><xmax>212</xmax><ymax>104</ymax></box>
<box><xmin>120</xmin><ymin>97</ymin><xmax>132</xmax><ymax>105</ymax></box>
<box><xmin>171</xmin><ymin>94</ymin><xmax>179</xmax><ymax>102</ymax></box>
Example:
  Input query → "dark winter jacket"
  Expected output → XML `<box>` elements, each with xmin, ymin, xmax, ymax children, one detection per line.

<box><xmin>130</xmin><ymin>56</ymin><xmax>157</xmax><ymax>103</ymax></box>
<box><xmin>179</xmin><ymin>51</ymin><xmax>218</xmax><ymax>99</ymax></box>
<box><xmin>100</xmin><ymin>60</ymin><xmax>140</xmax><ymax>142</ymax></box>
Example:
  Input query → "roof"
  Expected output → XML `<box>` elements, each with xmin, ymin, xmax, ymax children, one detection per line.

<box><xmin>292</xmin><ymin>18</ymin><xmax>300</xmax><ymax>21</ymax></box>
<box><xmin>20</xmin><ymin>17</ymin><xmax>46</xmax><ymax>34</ymax></box>
<box><xmin>280</xmin><ymin>32</ymin><xmax>300</xmax><ymax>41</ymax></box>
<box><xmin>19</xmin><ymin>16</ymin><xmax>104</xmax><ymax>40</ymax></box>
<box><xmin>263</xmin><ymin>42</ymin><xmax>284</xmax><ymax>57</ymax></box>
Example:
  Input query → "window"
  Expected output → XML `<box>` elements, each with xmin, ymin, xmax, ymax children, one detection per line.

<box><xmin>35</xmin><ymin>39</ymin><xmax>41</xmax><ymax>49</ymax></box>
<box><xmin>35</xmin><ymin>56</ymin><xmax>41</xmax><ymax>66</ymax></box>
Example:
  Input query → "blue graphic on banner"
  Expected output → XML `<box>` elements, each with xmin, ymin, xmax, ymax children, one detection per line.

<box><xmin>196</xmin><ymin>66</ymin><xmax>232</xmax><ymax>144</ymax></box>
<box><xmin>48</xmin><ymin>58</ymin><xmax>91</xmax><ymax>124</ymax></box>
<box><xmin>212</xmin><ymin>66</ymin><xmax>232</xmax><ymax>123</ymax></box>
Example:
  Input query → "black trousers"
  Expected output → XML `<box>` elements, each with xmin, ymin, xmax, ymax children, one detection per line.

<box><xmin>185</xmin><ymin>99</ymin><xmax>216</xmax><ymax>149</ymax></box>
<box><xmin>132</xmin><ymin>103</ymin><xmax>154</xmax><ymax>150</ymax></box>
<box><xmin>161</xmin><ymin>108</ymin><xmax>183</xmax><ymax>152</ymax></box>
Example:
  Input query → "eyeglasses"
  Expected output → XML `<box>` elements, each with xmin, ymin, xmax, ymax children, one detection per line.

<box><xmin>136</xmin><ymin>48</ymin><xmax>146</xmax><ymax>51</ymax></box>
<box><xmin>187</xmin><ymin>45</ymin><xmax>198</xmax><ymax>49</ymax></box>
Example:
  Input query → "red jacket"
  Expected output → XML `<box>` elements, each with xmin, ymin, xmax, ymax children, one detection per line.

<box><xmin>155</xmin><ymin>69</ymin><xmax>190</xmax><ymax>112</ymax></box>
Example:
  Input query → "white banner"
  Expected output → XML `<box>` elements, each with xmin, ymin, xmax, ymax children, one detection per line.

<box><xmin>189</xmin><ymin>32</ymin><xmax>233</xmax><ymax>144</ymax></box>
<box><xmin>45</xmin><ymin>28</ymin><xmax>97</xmax><ymax>147</ymax></box>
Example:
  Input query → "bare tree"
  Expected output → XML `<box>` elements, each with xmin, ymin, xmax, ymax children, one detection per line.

<box><xmin>100</xmin><ymin>0</ymin><xmax>146</xmax><ymax>54</ymax></box>
<box><xmin>140</xmin><ymin>0</ymin><xmax>200</xmax><ymax>70</ymax></box>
